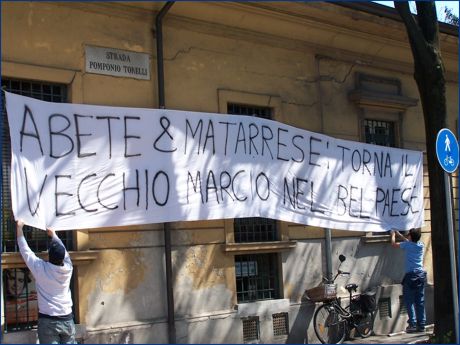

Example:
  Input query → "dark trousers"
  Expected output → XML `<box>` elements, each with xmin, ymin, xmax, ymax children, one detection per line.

<box><xmin>402</xmin><ymin>271</ymin><xmax>427</xmax><ymax>328</ymax></box>
<box><xmin>38</xmin><ymin>317</ymin><xmax>76</xmax><ymax>344</ymax></box>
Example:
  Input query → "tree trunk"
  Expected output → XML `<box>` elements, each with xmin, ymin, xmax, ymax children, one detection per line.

<box><xmin>394</xmin><ymin>1</ymin><xmax>455</xmax><ymax>343</ymax></box>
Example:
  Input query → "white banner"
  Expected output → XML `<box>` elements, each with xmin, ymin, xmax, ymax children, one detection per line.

<box><xmin>6</xmin><ymin>92</ymin><xmax>424</xmax><ymax>232</ymax></box>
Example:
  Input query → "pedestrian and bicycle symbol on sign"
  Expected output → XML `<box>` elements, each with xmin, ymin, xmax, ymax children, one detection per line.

<box><xmin>436</xmin><ymin>128</ymin><xmax>459</xmax><ymax>173</ymax></box>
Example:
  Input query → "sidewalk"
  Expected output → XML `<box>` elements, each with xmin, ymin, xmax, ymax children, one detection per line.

<box><xmin>343</xmin><ymin>326</ymin><xmax>433</xmax><ymax>344</ymax></box>
<box><xmin>343</xmin><ymin>332</ymin><xmax>431</xmax><ymax>344</ymax></box>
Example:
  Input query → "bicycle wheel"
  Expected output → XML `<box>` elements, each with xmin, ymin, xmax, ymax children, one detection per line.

<box><xmin>354</xmin><ymin>311</ymin><xmax>374</xmax><ymax>338</ymax></box>
<box><xmin>313</xmin><ymin>303</ymin><xmax>347</xmax><ymax>344</ymax></box>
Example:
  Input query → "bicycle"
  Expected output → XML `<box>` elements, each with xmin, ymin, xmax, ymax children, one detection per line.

<box><xmin>444</xmin><ymin>155</ymin><xmax>455</xmax><ymax>167</ymax></box>
<box><xmin>306</xmin><ymin>255</ymin><xmax>376</xmax><ymax>344</ymax></box>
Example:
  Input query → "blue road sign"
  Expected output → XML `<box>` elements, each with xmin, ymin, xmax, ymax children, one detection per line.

<box><xmin>436</xmin><ymin>128</ymin><xmax>459</xmax><ymax>173</ymax></box>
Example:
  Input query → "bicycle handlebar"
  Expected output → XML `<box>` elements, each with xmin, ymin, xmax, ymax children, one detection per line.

<box><xmin>330</xmin><ymin>269</ymin><xmax>351</xmax><ymax>283</ymax></box>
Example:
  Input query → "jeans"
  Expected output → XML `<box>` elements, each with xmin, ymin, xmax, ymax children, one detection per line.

<box><xmin>402</xmin><ymin>271</ymin><xmax>426</xmax><ymax>329</ymax></box>
<box><xmin>38</xmin><ymin>317</ymin><xmax>76</xmax><ymax>344</ymax></box>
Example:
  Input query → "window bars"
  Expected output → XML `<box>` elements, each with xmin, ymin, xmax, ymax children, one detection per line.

<box><xmin>1</xmin><ymin>79</ymin><xmax>73</xmax><ymax>332</ymax></box>
<box><xmin>364</xmin><ymin>119</ymin><xmax>396</xmax><ymax>147</ymax></box>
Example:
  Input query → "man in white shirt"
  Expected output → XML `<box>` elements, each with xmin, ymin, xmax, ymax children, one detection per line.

<box><xmin>16</xmin><ymin>220</ymin><xmax>75</xmax><ymax>344</ymax></box>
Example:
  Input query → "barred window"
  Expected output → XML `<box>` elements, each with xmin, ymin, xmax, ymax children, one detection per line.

<box><xmin>228</xmin><ymin>102</ymin><xmax>281</xmax><ymax>304</ymax></box>
<box><xmin>235</xmin><ymin>254</ymin><xmax>280</xmax><ymax>303</ymax></box>
<box><xmin>1</xmin><ymin>78</ymin><xmax>73</xmax><ymax>331</ymax></box>
<box><xmin>363</xmin><ymin>118</ymin><xmax>396</xmax><ymax>236</ymax></box>
<box><xmin>3</xmin><ymin>268</ymin><xmax>38</xmax><ymax>330</ymax></box>
<box><xmin>227</xmin><ymin>103</ymin><xmax>272</xmax><ymax>120</ymax></box>
<box><xmin>234</xmin><ymin>217</ymin><xmax>277</xmax><ymax>243</ymax></box>
<box><xmin>227</xmin><ymin>103</ymin><xmax>278</xmax><ymax>243</ymax></box>
<box><xmin>272</xmin><ymin>312</ymin><xmax>289</xmax><ymax>336</ymax></box>
<box><xmin>378</xmin><ymin>297</ymin><xmax>392</xmax><ymax>319</ymax></box>
<box><xmin>399</xmin><ymin>295</ymin><xmax>407</xmax><ymax>315</ymax></box>
<box><xmin>363</xmin><ymin>119</ymin><xmax>396</xmax><ymax>147</ymax></box>
<box><xmin>242</xmin><ymin>316</ymin><xmax>260</xmax><ymax>342</ymax></box>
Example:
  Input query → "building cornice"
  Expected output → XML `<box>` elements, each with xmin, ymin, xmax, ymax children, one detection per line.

<box><xmin>335</xmin><ymin>2</ymin><xmax>458</xmax><ymax>37</ymax></box>
<box><xmin>31</xmin><ymin>1</ymin><xmax>458</xmax><ymax>81</ymax></box>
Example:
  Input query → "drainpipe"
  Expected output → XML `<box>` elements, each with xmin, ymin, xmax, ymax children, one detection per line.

<box><xmin>325</xmin><ymin>228</ymin><xmax>333</xmax><ymax>283</ymax></box>
<box><xmin>156</xmin><ymin>1</ymin><xmax>174</xmax><ymax>109</ymax></box>
<box><xmin>0</xmin><ymin>89</ymin><xmax>4</xmax><ymax>332</ymax></box>
<box><xmin>315</xmin><ymin>55</ymin><xmax>333</xmax><ymax>282</ymax></box>
<box><xmin>154</xmin><ymin>2</ymin><xmax>176</xmax><ymax>343</ymax></box>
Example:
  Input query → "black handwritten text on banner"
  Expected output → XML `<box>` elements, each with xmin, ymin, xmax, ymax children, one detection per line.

<box><xmin>5</xmin><ymin>92</ymin><xmax>424</xmax><ymax>231</ymax></box>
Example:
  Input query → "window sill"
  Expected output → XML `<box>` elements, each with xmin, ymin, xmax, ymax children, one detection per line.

<box><xmin>361</xmin><ymin>235</ymin><xmax>390</xmax><ymax>244</ymax></box>
<box><xmin>348</xmin><ymin>89</ymin><xmax>418</xmax><ymax>111</ymax></box>
<box><xmin>223</xmin><ymin>241</ymin><xmax>297</xmax><ymax>255</ymax></box>
<box><xmin>1</xmin><ymin>251</ymin><xmax>99</xmax><ymax>269</ymax></box>
<box><xmin>361</xmin><ymin>234</ymin><xmax>404</xmax><ymax>244</ymax></box>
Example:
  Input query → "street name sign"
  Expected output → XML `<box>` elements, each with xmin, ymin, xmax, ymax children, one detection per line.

<box><xmin>85</xmin><ymin>45</ymin><xmax>150</xmax><ymax>80</ymax></box>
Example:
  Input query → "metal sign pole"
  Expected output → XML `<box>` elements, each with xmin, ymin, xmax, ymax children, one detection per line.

<box><xmin>436</xmin><ymin>128</ymin><xmax>459</xmax><ymax>343</ymax></box>
<box><xmin>444</xmin><ymin>171</ymin><xmax>459</xmax><ymax>344</ymax></box>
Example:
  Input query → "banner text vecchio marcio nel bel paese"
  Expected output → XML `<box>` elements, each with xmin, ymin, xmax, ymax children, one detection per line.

<box><xmin>6</xmin><ymin>92</ymin><xmax>424</xmax><ymax>231</ymax></box>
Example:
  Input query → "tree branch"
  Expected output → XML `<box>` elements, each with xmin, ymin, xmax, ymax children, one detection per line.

<box><xmin>394</xmin><ymin>2</ymin><xmax>426</xmax><ymax>50</ymax></box>
<box><xmin>394</xmin><ymin>1</ymin><xmax>432</xmax><ymax>70</ymax></box>
<box><xmin>415</xmin><ymin>1</ymin><xmax>439</xmax><ymax>47</ymax></box>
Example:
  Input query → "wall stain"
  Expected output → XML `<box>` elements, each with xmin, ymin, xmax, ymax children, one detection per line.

<box><xmin>79</xmin><ymin>249</ymin><xmax>147</xmax><ymax>324</ymax></box>
<box><xmin>174</xmin><ymin>245</ymin><xmax>233</xmax><ymax>290</ymax></box>
<box><xmin>97</xmin><ymin>249</ymin><xmax>145</xmax><ymax>294</ymax></box>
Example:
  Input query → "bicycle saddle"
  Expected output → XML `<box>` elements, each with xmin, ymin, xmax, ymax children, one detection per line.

<box><xmin>345</xmin><ymin>283</ymin><xmax>358</xmax><ymax>292</ymax></box>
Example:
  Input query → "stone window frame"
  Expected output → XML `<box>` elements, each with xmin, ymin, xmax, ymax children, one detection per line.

<box><xmin>216</xmin><ymin>89</ymin><xmax>297</xmax><ymax>306</ymax></box>
<box><xmin>0</xmin><ymin>63</ymin><xmax>98</xmax><ymax>327</ymax></box>
<box><xmin>348</xmin><ymin>72</ymin><xmax>418</xmax><ymax>242</ymax></box>
<box><xmin>216</xmin><ymin>89</ymin><xmax>296</xmax><ymax>254</ymax></box>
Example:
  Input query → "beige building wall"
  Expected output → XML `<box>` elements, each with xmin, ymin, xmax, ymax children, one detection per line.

<box><xmin>1</xmin><ymin>2</ymin><xmax>458</xmax><ymax>343</ymax></box>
